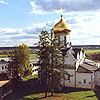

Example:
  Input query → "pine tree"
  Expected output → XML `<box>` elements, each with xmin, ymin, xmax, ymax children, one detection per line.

<box><xmin>39</xmin><ymin>30</ymin><xmax>63</xmax><ymax>97</ymax></box>
<box><xmin>39</xmin><ymin>30</ymin><xmax>50</xmax><ymax>97</ymax></box>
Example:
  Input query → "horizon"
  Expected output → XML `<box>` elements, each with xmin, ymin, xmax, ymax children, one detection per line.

<box><xmin>0</xmin><ymin>44</ymin><xmax>100</xmax><ymax>48</ymax></box>
<box><xmin>0</xmin><ymin>0</ymin><xmax>100</xmax><ymax>46</ymax></box>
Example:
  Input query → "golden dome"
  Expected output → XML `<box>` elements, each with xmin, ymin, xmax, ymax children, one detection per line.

<box><xmin>53</xmin><ymin>15</ymin><xmax>71</xmax><ymax>35</ymax></box>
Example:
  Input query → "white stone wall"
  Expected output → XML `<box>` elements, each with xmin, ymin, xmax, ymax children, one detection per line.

<box><xmin>64</xmin><ymin>50</ymin><xmax>75</xmax><ymax>66</ymax></box>
<box><xmin>94</xmin><ymin>71</ymin><xmax>100</xmax><ymax>86</ymax></box>
<box><xmin>62</xmin><ymin>69</ymin><xmax>75</xmax><ymax>87</ymax></box>
<box><xmin>76</xmin><ymin>72</ymin><xmax>94</xmax><ymax>89</ymax></box>
<box><xmin>0</xmin><ymin>63</ymin><xmax>8</xmax><ymax>73</ymax></box>
<box><xmin>62</xmin><ymin>69</ymin><xmax>94</xmax><ymax>89</ymax></box>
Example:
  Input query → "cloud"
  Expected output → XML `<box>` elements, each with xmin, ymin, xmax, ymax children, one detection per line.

<box><xmin>0</xmin><ymin>21</ymin><xmax>48</xmax><ymax>47</ymax></box>
<box><xmin>30</xmin><ymin>0</ymin><xmax>66</xmax><ymax>15</ymax></box>
<box><xmin>1</xmin><ymin>8</ymin><xmax>100</xmax><ymax>46</ymax></box>
<box><xmin>0</xmin><ymin>26</ymin><xmax>42</xmax><ymax>47</ymax></box>
<box><xmin>68</xmin><ymin>11</ymin><xmax>100</xmax><ymax>45</ymax></box>
<box><xmin>30</xmin><ymin>1</ymin><xmax>48</xmax><ymax>14</ymax></box>
<box><xmin>1</xmin><ymin>10</ymin><xmax>100</xmax><ymax>46</ymax></box>
<box><xmin>30</xmin><ymin>0</ymin><xmax>100</xmax><ymax>15</ymax></box>
<box><xmin>0</xmin><ymin>0</ymin><xmax>8</xmax><ymax>5</ymax></box>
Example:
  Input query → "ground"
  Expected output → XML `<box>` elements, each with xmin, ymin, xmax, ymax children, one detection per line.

<box><xmin>0</xmin><ymin>78</ymin><xmax>99</xmax><ymax>100</ymax></box>
<box><xmin>22</xmin><ymin>90</ymin><xmax>97</xmax><ymax>100</ymax></box>
<box><xmin>1</xmin><ymin>78</ymin><xmax>100</xmax><ymax>100</ymax></box>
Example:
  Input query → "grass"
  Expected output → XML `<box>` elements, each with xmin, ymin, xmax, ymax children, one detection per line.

<box><xmin>22</xmin><ymin>90</ymin><xmax>97</xmax><ymax>100</ymax></box>
<box><xmin>30</xmin><ymin>53</ymin><xmax>39</xmax><ymax>60</ymax></box>
<box><xmin>1</xmin><ymin>49</ymin><xmax>100</xmax><ymax>59</ymax></box>
<box><xmin>85</xmin><ymin>49</ymin><xmax>100</xmax><ymax>55</ymax></box>
<box><xmin>23</xmin><ymin>74</ymin><xmax>38</xmax><ymax>80</ymax></box>
<box><xmin>85</xmin><ymin>49</ymin><xmax>100</xmax><ymax>61</ymax></box>
<box><xmin>0</xmin><ymin>54</ymin><xmax>8</xmax><ymax>58</ymax></box>
<box><xmin>65</xmin><ymin>91</ymin><xmax>97</xmax><ymax>100</ymax></box>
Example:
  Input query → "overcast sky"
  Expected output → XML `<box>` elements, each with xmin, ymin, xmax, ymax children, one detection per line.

<box><xmin>0</xmin><ymin>0</ymin><xmax>100</xmax><ymax>46</ymax></box>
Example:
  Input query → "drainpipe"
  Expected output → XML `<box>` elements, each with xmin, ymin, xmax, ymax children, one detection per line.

<box><xmin>75</xmin><ymin>70</ymin><xmax>76</xmax><ymax>88</ymax></box>
<box><xmin>75</xmin><ymin>62</ymin><xmax>77</xmax><ymax>88</ymax></box>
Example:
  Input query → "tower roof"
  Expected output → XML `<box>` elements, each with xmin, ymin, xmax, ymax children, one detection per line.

<box><xmin>53</xmin><ymin>15</ymin><xmax>71</xmax><ymax>35</ymax></box>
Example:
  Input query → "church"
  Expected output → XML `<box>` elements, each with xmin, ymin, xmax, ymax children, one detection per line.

<box><xmin>52</xmin><ymin>15</ymin><xmax>99</xmax><ymax>89</ymax></box>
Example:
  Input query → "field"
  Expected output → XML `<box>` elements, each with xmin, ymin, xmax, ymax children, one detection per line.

<box><xmin>22</xmin><ymin>90</ymin><xmax>98</xmax><ymax>100</ymax></box>
<box><xmin>0</xmin><ymin>48</ymin><xmax>100</xmax><ymax>59</ymax></box>
<box><xmin>85</xmin><ymin>49</ymin><xmax>100</xmax><ymax>55</ymax></box>
<box><xmin>85</xmin><ymin>49</ymin><xmax>100</xmax><ymax>61</ymax></box>
<box><xmin>0</xmin><ymin>49</ymin><xmax>38</xmax><ymax>61</ymax></box>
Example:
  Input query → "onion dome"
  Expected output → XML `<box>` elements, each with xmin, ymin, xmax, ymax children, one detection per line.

<box><xmin>53</xmin><ymin>15</ymin><xmax>71</xmax><ymax>35</ymax></box>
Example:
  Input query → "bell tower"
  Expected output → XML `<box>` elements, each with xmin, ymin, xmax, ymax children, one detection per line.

<box><xmin>53</xmin><ymin>15</ymin><xmax>71</xmax><ymax>47</ymax></box>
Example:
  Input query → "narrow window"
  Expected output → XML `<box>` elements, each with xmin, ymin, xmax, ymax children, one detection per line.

<box><xmin>64</xmin><ymin>36</ymin><xmax>66</xmax><ymax>46</ymax></box>
<box><xmin>68</xmin><ymin>75</ymin><xmax>70</xmax><ymax>80</ymax></box>
<box><xmin>83</xmin><ymin>79</ymin><xmax>86</xmax><ymax>84</ymax></box>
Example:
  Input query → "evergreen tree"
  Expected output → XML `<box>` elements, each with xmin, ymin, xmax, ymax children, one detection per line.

<box><xmin>39</xmin><ymin>30</ymin><xmax>50</xmax><ymax>97</ymax></box>
<box><xmin>39</xmin><ymin>30</ymin><xmax>63</xmax><ymax>97</ymax></box>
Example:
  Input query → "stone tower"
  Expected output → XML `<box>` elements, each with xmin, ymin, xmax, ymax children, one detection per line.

<box><xmin>53</xmin><ymin>15</ymin><xmax>71</xmax><ymax>47</ymax></box>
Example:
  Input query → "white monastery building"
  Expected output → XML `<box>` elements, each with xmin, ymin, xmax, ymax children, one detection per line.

<box><xmin>52</xmin><ymin>15</ymin><xmax>100</xmax><ymax>89</ymax></box>
<box><xmin>0</xmin><ymin>60</ymin><xmax>8</xmax><ymax>73</ymax></box>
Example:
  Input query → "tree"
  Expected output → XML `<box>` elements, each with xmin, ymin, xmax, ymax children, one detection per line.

<box><xmin>8</xmin><ymin>44</ymin><xmax>31</xmax><ymax>79</ymax></box>
<box><xmin>49</xmin><ymin>32</ymin><xmax>63</xmax><ymax>95</ymax></box>
<box><xmin>39</xmin><ymin>30</ymin><xmax>50</xmax><ymax>97</ymax></box>
<box><xmin>39</xmin><ymin>30</ymin><xmax>63</xmax><ymax>97</ymax></box>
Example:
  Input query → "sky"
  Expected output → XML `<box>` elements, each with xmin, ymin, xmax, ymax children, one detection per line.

<box><xmin>0</xmin><ymin>0</ymin><xmax>100</xmax><ymax>47</ymax></box>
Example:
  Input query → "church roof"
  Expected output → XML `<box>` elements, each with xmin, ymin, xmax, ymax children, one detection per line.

<box><xmin>53</xmin><ymin>15</ymin><xmax>71</xmax><ymax>35</ymax></box>
<box><xmin>0</xmin><ymin>80</ymin><xmax>9</xmax><ymax>87</ymax></box>
<box><xmin>77</xmin><ymin>61</ymin><xmax>98</xmax><ymax>73</ymax></box>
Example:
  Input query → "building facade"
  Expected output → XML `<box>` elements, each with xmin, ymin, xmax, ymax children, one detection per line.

<box><xmin>53</xmin><ymin>15</ymin><xmax>98</xmax><ymax>89</ymax></box>
<box><xmin>0</xmin><ymin>60</ymin><xmax>8</xmax><ymax>73</ymax></box>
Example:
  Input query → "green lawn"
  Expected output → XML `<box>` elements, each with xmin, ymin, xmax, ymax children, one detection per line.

<box><xmin>85</xmin><ymin>49</ymin><xmax>100</xmax><ymax>61</ymax></box>
<box><xmin>22</xmin><ymin>90</ymin><xmax>98</xmax><ymax>100</ymax></box>
<box><xmin>64</xmin><ymin>91</ymin><xmax>97</xmax><ymax>100</ymax></box>
<box><xmin>85</xmin><ymin>49</ymin><xmax>100</xmax><ymax>55</ymax></box>
<box><xmin>30</xmin><ymin>53</ymin><xmax>39</xmax><ymax>60</ymax></box>
<box><xmin>23</xmin><ymin>74</ymin><xmax>38</xmax><ymax>80</ymax></box>
<box><xmin>0</xmin><ymin>54</ymin><xmax>8</xmax><ymax>58</ymax></box>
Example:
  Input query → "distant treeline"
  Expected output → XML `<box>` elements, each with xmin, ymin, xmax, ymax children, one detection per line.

<box><xmin>0</xmin><ymin>45</ymin><xmax>100</xmax><ymax>55</ymax></box>
<box><xmin>0</xmin><ymin>45</ymin><xmax>100</xmax><ymax>50</ymax></box>
<box><xmin>73</xmin><ymin>45</ymin><xmax>100</xmax><ymax>49</ymax></box>
<box><xmin>0</xmin><ymin>46</ymin><xmax>38</xmax><ymax>55</ymax></box>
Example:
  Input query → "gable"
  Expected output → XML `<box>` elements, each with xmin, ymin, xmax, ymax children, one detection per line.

<box><xmin>64</xmin><ymin>51</ymin><xmax>76</xmax><ymax>66</ymax></box>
